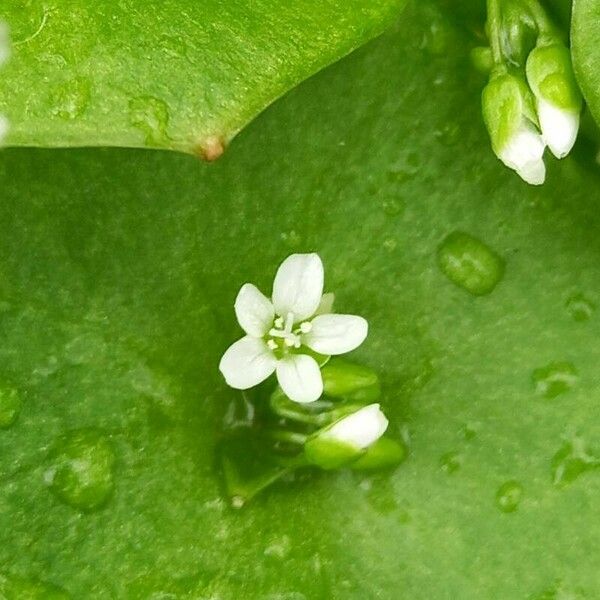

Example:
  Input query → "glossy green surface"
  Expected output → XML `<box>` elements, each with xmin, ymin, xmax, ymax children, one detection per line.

<box><xmin>572</xmin><ymin>0</ymin><xmax>600</xmax><ymax>127</ymax></box>
<box><xmin>0</xmin><ymin>0</ymin><xmax>404</xmax><ymax>155</ymax></box>
<box><xmin>1</xmin><ymin>1</ymin><xmax>600</xmax><ymax>598</ymax></box>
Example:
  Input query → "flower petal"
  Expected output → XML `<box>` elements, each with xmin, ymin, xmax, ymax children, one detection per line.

<box><xmin>234</xmin><ymin>283</ymin><xmax>274</xmax><ymax>337</ymax></box>
<box><xmin>538</xmin><ymin>98</ymin><xmax>579</xmax><ymax>159</ymax></box>
<box><xmin>303</xmin><ymin>314</ymin><xmax>368</xmax><ymax>355</ymax></box>
<box><xmin>219</xmin><ymin>336</ymin><xmax>276</xmax><ymax>390</ymax></box>
<box><xmin>276</xmin><ymin>354</ymin><xmax>323</xmax><ymax>403</ymax></box>
<box><xmin>272</xmin><ymin>253</ymin><xmax>324</xmax><ymax>322</ymax></box>
<box><xmin>498</xmin><ymin>120</ymin><xmax>546</xmax><ymax>185</ymax></box>
<box><xmin>325</xmin><ymin>404</ymin><xmax>388</xmax><ymax>450</ymax></box>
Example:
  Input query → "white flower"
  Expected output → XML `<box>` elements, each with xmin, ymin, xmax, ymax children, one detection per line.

<box><xmin>537</xmin><ymin>98</ymin><xmax>579</xmax><ymax>159</ymax></box>
<box><xmin>497</xmin><ymin>119</ymin><xmax>546</xmax><ymax>185</ymax></box>
<box><xmin>320</xmin><ymin>404</ymin><xmax>388</xmax><ymax>450</ymax></box>
<box><xmin>219</xmin><ymin>253</ymin><xmax>368</xmax><ymax>403</ymax></box>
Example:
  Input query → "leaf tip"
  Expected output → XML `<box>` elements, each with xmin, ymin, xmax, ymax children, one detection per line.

<box><xmin>196</xmin><ymin>135</ymin><xmax>226</xmax><ymax>161</ymax></box>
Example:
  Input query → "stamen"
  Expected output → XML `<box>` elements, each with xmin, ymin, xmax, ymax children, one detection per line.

<box><xmin>284</xmin><ymin>337</ymin><xmax>296</xmax><ymax>347</ymax></box>
<box><xmin>274</xmin><ymin>316</ymin><xmax>284</xmax><ymax>329</ymax></box>
<box><xmin>267</xmin><ymin>339</ymin><xmax>278</xmax><ymax>350</ymax></box>
<box><xmin>269</xmin><ymin>328</ymin><xmax>287</xmax><ymax>338</ymax></box>
<box><xmin>299</xmin><ymin>321</ymin><xmax>312</xmax><ymax>334</ymax></box>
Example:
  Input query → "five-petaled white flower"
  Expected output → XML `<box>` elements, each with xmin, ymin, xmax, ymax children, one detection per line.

<box><xmin>219</xmin><ymin>253</ymin><xmax>368</xmax><ymax>403</ymax></box>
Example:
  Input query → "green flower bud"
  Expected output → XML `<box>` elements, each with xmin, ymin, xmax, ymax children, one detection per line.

<box><xmin>482</xmin><ymin>70</ymin><xmax>546</xmax><ymax>184</ymax></box>
<box><xmin>304</xmin><ymin>404</ymin><xmax>388</xmax><ymax>470</ymax></box>
<box><xmin>350</xmin><ymin>437</ymin><xmax>407</xmax><ymax>471</ymax></box>
<box><xmin>526</xmin><ymin>43</ymin><xmax>582</xmax><ymax>158</ymax></box>
<box><xmin>321</xmin><ymin>359</ymin><xmax>381</xmax><ymax>402</ymax></box>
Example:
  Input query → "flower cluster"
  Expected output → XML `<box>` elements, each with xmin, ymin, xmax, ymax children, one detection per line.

<box><xmin>478</xmin><ymin>0</ymin><xmax>582</xmax><ymax>185</ymax></box>
<box><xmin>218</xmin><ymin>254</ymin><xmax>404</xmax><ymax>506</ymax></box>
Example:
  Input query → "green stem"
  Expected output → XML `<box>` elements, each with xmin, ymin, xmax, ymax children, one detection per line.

<box><xmin>268</xmin><ymin>429</ymin><xmax>308</xmax><ymax>445</ymax></box>
<box><xmin>486</xmin><ymin>0</ymin><xmax>504</xmax><ymax>65</ymax></box>
<box><xmin>524</xmin><ymin>0</ymin><xmax>557</xmax><ymax>40</ymax></box>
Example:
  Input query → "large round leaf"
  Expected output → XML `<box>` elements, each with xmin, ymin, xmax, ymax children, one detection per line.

<box><xmin>1</xmin><ymin>1</ymin><xmax>600</xmax><ymax>598</ymax></box>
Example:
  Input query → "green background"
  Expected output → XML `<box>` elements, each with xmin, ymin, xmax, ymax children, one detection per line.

<box><xmin>1</xmin><ymin>1</ymin><xmax>600</xmax><ymax>598</ymax></box>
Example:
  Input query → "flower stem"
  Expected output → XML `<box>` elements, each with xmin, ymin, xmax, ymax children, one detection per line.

<box><xmin>268</xmin><ymin>429</ymin><xmax>308</xmax><ymax>445</ymax></box>
<box><xmin>486</xmin><ymin>0</ymin><xmax>505</xmax><ymax>65</ymax></box>
<box><xmin>524</xmin><ymin>0</ymin><xmax>556</xmax><ymax>40</ymax></box>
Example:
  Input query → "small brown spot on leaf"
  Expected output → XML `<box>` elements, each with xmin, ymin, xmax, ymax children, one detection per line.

<box><xmin>197</xmin><ymin>135</ymin><xmax>226</xmax><ymax>161</ymax></box>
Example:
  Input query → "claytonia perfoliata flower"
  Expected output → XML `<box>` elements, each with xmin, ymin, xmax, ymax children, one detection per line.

<box><xmin>219</xmin><ymin>253</ymin><xmax>368</xmax><ymax>404</ymax></box>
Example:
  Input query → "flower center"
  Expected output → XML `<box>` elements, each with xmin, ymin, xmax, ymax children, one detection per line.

<box><xmin>266</xmin><ymin>312</ymin><xmax>312</xmax><ymax>353</ymax></box>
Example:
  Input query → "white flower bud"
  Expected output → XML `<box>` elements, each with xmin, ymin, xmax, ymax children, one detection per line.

<box><xmin>325</xmin><ymin>404</ymin><xmax>388</xmax><ymax>450</ymax></box>
<box><xmin>526</xmin><ymin>43</ymin><xmax>582</xmax><ymax>159</ymax></box>
<box><xmin>482</xmin><ymin>70</ymin><xmax>546</xmax><ymax>185</ymax></box>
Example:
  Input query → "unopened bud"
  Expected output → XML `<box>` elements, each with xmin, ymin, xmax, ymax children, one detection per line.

<box><xmin>304</xmin><ymin>404</ymin><xmax>388</xmax><ymax>470</ymax></box>
<box><xmin>482</xmin><ymin>70</ymin><xmax>546</xmax><ymax>185</ymax></box>
<box><xmin>526</xmin><ymin>43</ymin><xmax>582</xmax><ymax>158</ymax></box>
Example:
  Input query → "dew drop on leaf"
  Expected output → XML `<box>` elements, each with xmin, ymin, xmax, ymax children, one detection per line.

<box><xmin>551</xmin><ymin>437</ymin><xmax>600</xmax><ymax>486</ymax></box>
<box><xmin>532</xmin><ymin>362</ymin><xmax>578</xmax><ymax>399</ymax></box>
<box><xmin>565</xmin><ymin>293</ymin><xmax>595</xmax><ymax>322</ymax></box>
<box><xmin>437</xmin><ymin>232</ymin><xmax>505</xmax><ymax>296</ymax></box>
<box><xmin>495</xmin><ymin>480</ymin><xmax>523</xmax><ymax>513</ymax></box>
<box><xmin>46</xmin><ymin>428</ymin><xmax>116</xmax><ymax>511</ymax></box>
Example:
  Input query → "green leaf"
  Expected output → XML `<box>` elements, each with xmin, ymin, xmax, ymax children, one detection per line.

<box><xmin>0</xmin><ymin>0</ymin><xmax>404</xmax><ymax>156</ymax></box>
<box><xmin>572</xmin><ymin>0</ymin><xmax>600</xmax><ymax>127</ymax></box>
<box><xmin>2</xmin><ymin>1</ymin><xmax>600</xmax><ymax>597</ymax></box>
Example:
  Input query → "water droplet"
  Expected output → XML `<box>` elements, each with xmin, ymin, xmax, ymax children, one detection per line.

<box><xmin>532</xmin><ymin>362</ymin><xmax>578</xmax><ymax>399</ymax></box>
<box><xmin>264</xmin><ymin>535</ymin><xmax>291</xmax><ymax>560</ymax></box>
<box><xmin>434</xmin><ymin>122</ymin><xmax>460</xmax><ymax>146</ymax></box>
<box><xmin>0</xmin><ymin>572</ymin><xmax>70</xmax><ymax>599</ymax></box>
<box><xmin>551</xmin><ymin>437</ymin><xmax>600</xmax><ymax>486</ymax></box>
<box><xmin>50</xmin><ymin>77</ymin><xmax>91</xmax><ymax>120</ymax></box>
<box><xmin>439</xmin><ymin>451</ymin><xmax>462</xmax><ymax>474</ymax></box>
<box><xmin>437</xmin><ymin>232</ymin><xmax>505</xmax><ymax>296</ymax></box>
<box><xmin>129</xmin><ymin>96</ymin><xmax>170</xmax><ymax>145</ymax></box>
<box><xmin>566</xmin><ymin>293</ymin><xmax>595</xmax><ymax>322</ymax></box>
<box><xmin>46</xmin><ymin>428</ymin><xmax>116</xmax><ymax>511</ymax></box>
<box><xmin>495</xmin><ymin>480</ymin><xmax>523</xmax><ymax>513</ymax></box>
<box><xmin>0</xmin><ymin>385</ymin><xmax>21</xmax><ymax>429</ymax></box>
